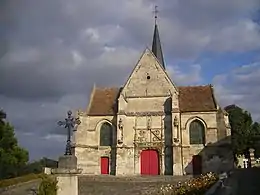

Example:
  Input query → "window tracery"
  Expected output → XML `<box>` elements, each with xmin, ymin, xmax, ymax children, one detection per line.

<box><xmin>99</xmin><ymin>122</ymin><xmax>112</xmax><ymax>146</ymax></box>
<box><xmin>189</xmin><ymin>120</ymin><xmax>205</xmax><ymax>145</ymax></box>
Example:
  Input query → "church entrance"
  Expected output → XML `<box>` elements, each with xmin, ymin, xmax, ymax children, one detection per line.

<box><xmin>140</xmin><ymin>149</ymin><xmax>159</xmax><ymax>175</ymax></box>
<box><xmin>192</xmin><ymin>155</ymin><xmax>202</xmax><ymax>175</ymax></box>
<box><xmin>100</xmin><ymin>157</ymin><xmax>109</xmax><ymax>174</ymax></box>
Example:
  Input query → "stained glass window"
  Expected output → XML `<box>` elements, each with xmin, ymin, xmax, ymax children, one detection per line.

<box><xmin>189</xmin><ymin>120</ymin><xmax>205</xmax><ymax>145</ymax></box>
<box><xmin>99</xmin><ymin>122</ymin><xmax>112</xmax><ymax>146</ymax></box>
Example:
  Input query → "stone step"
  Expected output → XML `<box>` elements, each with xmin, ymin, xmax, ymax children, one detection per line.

<box><xmin>78</xmin><ymin>175</ymin><xmax>191</xmax><ymax>195</ymax></box>
<box><xmin>78</xmin><ymin>175</ymin><xmax>192</xmax><ymax>182</ymax></box>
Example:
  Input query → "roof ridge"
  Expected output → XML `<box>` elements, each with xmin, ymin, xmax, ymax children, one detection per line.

<box><xmin>95</xmin><ymin>86</ymin><xmax>120</xmax><ymax>90</ymax></box>
<box><xmin>86</xmin><ymin>84</ymin><xmax>96</xmax><ymax>114</ymax></box>
<box><xmin>178</xmin><ymin>84</ymin><xmax>211</xmax><ymax>88</ymax></box>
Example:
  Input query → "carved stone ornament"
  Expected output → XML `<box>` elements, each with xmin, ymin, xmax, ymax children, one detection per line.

<box><xmin>147</xmin><ymin>117</ymin><xmax>151</xmax><ymax>130</ymax></box>
<box><xmin>173</xmin><ymin>137</ymin><xmax>180</xmax><ymax>143</ymax></box>
<box><xmin>77</xmin><ymin>110</ymin><xmax>84</xmax><ymax>116</ymax></box>
<box><xmin>173</xmin><ymin>116</ymin><xmax>179</xmax><ymax>127</ymax></box>
<box><xmin>117</xmin><ymin>118</ymin><xmax>124</xmax><ymax>144</ymax></box>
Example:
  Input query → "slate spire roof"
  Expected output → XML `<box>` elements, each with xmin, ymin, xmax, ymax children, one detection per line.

<box><xmin>152</xmin><ymin>23</ymin><xmax>165</xmax><ymax>69</ymax></box>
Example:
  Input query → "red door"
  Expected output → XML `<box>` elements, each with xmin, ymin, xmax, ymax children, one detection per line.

<box><xmin>192</xmin><ymin>155</ymin><xmax>202</xmax><ymax>175</ymax></box>
<box><xmin>100</xmin><ymin>157</ymin><xmax>109</xmax><ymax>174</ymax></box>
<box><xmin>141</xmin><ymin>150</ymin><xmax>159</xmax><ymax>175</ymax></box>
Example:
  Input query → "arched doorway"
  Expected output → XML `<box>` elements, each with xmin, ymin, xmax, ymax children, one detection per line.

<box><xmin>99</xmin><ymin>122</ymin><xmax>113</xmax><ymax>175</ymax></box>
<box><xmin>140</xmin><ymin>150</ymin><xmax>160</xmax><ymax>175</ymax></box>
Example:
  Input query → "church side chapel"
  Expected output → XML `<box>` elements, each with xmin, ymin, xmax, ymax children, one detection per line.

<box><xmin>73</xmin><ymin>16</ymin><xmax>233</xmax><ymax>176</ymax></box>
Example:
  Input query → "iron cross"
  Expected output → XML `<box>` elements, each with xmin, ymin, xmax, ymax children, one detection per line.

<box><xmin>153</xmin><ymin>5</ymin><xmax>159</xmax><ymax>24</ymax></box>
<box><xmin>58</xmin><ymin>110</ymin><xmax>81</xmax><ymax>155</ymax></box>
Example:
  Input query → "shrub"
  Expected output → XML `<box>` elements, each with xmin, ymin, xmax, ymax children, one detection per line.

<box><xmin>37</xmin><ymin>174</ymin><xmax>58</xmax><ymax>195</ymax></box>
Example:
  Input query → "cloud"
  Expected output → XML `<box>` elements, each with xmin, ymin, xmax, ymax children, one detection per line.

<box><xmin>0</xmin><ymin>0</ymin><xmax>259</xmax><ymax>160</ymax></box>
<box><xmin>213</xmin><ymin>61</ymin><xmax>260</xmax><ymax>121</ymax></box>
<box><xmin>167</xmin><ymin>64</ymin><xmax>202</xmax><ymax>86</ymax></box>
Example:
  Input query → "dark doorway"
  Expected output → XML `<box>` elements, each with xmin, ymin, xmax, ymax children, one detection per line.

<box><xmin>192</xmin><ymin>155</ymin><xmax>202</xmax><ymax>175</ymax></box>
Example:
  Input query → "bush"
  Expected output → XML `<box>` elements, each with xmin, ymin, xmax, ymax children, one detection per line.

<box><xmin>0</xmin><ymin>173</ymin><xmax>42</xmax><ymax>188</ymax></box>
<box><xmin>37</xmin><ymin>174</ymin><xmax>58</xmax><ymax>195</ymax></box>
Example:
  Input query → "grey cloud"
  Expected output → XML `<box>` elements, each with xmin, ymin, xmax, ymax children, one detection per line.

<box><xmin>213</xmin><ymin>61</ymin><xmax>260</xmax><ymax>121</ymax></box>
<box><xmin>159</xmin><ymin>0</ymin><xmax>259</xmax><ymax>30</ymax></box>
<box><xmin>16</xmin><ymin>131</ymin><xmax>65</xmax><ymax>160</ymax></box>
<box><xmin>1</xmin><ymin>0</ymin><xmax>260</xmax><ymax>160</ymax></box>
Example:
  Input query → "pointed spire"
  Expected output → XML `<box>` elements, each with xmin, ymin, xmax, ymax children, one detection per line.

<box><xmin>152</xmin><ymin>6</ymin><xmax>165</xmax><ymax>69</ymax></box>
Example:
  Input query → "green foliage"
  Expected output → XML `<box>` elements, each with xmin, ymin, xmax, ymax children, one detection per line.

<box><xmin>19</xmin><ymin>158</ymin><xmax>58</xmax><ymax>176</ymax></box>
<box><xmin>0</xmin><ymin>110</ymin><xmax>6</xmax><ymax>124</ymax></box>
<box><xmin>0</xmin><ymin>111</ymin><xmax>29</xmax><ymax>179</ymax></box>
<box><xmin>37</xmin><ymin>175</ymin><xmax>58</xmax><ymax>195</ymax></box>
<box><xmin>0</xmin><ymin>173</ymin><xmax>42</xmax><ymax>188</ymax></box>
<box><xmin>225</xmin><ymin>104</ymin><xmax>260</xmax><ymax>156</ymax></box>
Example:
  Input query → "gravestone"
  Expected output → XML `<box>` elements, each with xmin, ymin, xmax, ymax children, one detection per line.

<box><xmin>237</xmin><ymin>155</ymin><xmax>244</xmax><ymax>168</ymax></box>
<box><xmin>249</xmin><ymin>148</ymin><xmax>256</xmax><ymax>167</ymax></box>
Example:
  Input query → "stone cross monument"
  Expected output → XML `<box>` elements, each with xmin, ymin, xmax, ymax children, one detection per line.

<box><xmin>53</xmin><ymin>110</ymin><xmax>82</xmax><ymax>195</ymax></box>
<box><xmin>58</xmin><ymin>110</ymin><xmax>81</xmax><ymax>156</ymax></box>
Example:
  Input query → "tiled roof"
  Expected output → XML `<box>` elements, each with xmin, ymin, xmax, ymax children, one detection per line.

<box><xmin>178</xmin><ymin>85</ymin><xmax>217</xmax><ymax>112</ymax></box>
<box><xmin>87</xmin><ymin>85</ymin><xmax>217</xmax><ymax>116</ymax></box>
<box><xmin>87</xmin><ymin>87</ymin><xmax>121</xmax><ymax>116</ymax></box>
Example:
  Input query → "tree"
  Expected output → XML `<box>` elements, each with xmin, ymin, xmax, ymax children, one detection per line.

<box><xmin>0</xmin><ymin>109</ymin><xmax>6</xmax><ymax>124</ymax></box>
<box><xmin>225</xmin><ymin>104</ymin><xmax>260</xmax><ymax>157</ymax></box>
<box><xmin>0</xmin><ymin>111</ymin><xmax>29</xmax><ymax>179</ymax></box>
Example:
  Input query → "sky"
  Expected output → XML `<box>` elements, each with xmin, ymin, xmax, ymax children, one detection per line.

<box><xmin>0</xmin><ymin>0</ymin><xmax>260</xmax><ymax>161</ymax></box>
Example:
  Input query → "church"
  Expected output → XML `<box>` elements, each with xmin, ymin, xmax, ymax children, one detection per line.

<box><xmin>73</xmin><ymin>20</ymin><xmax>233</xmax><ymax>176</ymax></box>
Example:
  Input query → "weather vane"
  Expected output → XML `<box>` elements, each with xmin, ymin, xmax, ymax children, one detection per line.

<box><xmin>153</xmin><ymin>5</ymin><xmax>159</xmax><ymax>24</ymax></box>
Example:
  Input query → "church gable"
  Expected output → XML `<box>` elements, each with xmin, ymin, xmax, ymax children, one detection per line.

<box><xmin>121</xmin><ymin>49</ymin><xmax>177</xmax><ymax>98</ymax></box>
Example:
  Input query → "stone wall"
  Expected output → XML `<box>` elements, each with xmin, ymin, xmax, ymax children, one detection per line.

<box><xmin>116</xmin><ymin>147</ymin><xmax>135</xmax><ymax>175</ymax></box>
<box><xmin>121</xmin><ymin>49</ymin><xmax>177</xmax><ymax>98</ymax></box>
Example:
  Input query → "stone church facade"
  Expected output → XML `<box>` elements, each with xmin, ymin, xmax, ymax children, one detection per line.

<box><xmin>73</xmin><ymin>23</ymin><xmax>233</xmax><ymax>176</ymax></box>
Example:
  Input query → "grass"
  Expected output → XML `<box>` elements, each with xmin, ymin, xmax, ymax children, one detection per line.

<box><xmin>0</xmin><ymin>173</ymin><xmax>44</xmax><ymax>188</ymax></box>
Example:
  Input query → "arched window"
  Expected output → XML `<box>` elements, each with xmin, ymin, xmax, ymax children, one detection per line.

<box><xmin>99</xmin><ymin>122</ymin><xmax>112</xmax><ymax>146</ymax></box>
<box><xmin>189</xmin><ymin>120</ymin><xmax>205</xmax><ymax>145</ymax></box>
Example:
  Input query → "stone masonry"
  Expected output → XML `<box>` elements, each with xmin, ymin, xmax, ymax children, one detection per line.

<box><xmin>73</xmin><ymin>49</ymin><xmax>233</xmax><ymax>176</ymax></box>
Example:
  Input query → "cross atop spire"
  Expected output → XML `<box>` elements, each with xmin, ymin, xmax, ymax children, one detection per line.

<box><xmin>151</xmin><ymin>5</ymin><xmax>165</xmax><ymax>69</ymax></box>
<box><xmin>153</xmin><ymin>5</ymin><xmax>159</xmax><ymax>24</ymax></box>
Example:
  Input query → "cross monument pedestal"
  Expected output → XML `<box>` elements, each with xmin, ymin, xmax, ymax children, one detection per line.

<box><xmin>52</xmin><ymin>155</ymin><xmax>82</xmax><ymax>195</ymax></box>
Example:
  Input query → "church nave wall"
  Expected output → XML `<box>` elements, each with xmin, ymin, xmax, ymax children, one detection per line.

<box><xmin>180</xmin><ymin>112</ymin><xmax>218</xmax><ymax>146</ymax></box>
<box><xmin>75</xmin><ymin>147</ymin><xmax>107</xmax><ymax>174</ymax></box>
<box><xmin>116</xmin><ymin>147</ymin><xmax>136</xmax><ymax>175</ymax></box>
<box><xmin>76</xmin><ymin>115</ymin><xmax>116</xmax><ymax>146</ymax></box>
